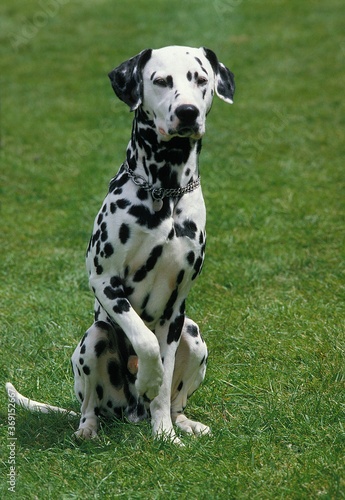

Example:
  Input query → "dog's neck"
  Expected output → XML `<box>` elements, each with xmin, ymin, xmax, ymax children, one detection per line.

<box><xmin>125</xmin><ymin>108</ymin><xmax>202</xmax><ymax>189</ymax></box>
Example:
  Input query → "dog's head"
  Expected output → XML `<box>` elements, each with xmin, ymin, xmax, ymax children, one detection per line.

<box><xmin>108</xmin><ymin>46</ymin><xmax>235</xmax><ymax>141</ymax></box>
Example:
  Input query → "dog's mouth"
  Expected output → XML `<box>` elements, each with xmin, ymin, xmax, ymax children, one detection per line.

<box><xmin>166</xmin><ymin>124</ymin><xmax>203</xmax><ymax>139</ymax></box>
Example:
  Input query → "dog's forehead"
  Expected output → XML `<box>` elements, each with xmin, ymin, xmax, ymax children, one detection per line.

<box><xmin>144</xmin><ymin>46</ymin><xmax>212</xmax><ymax>77</ymax></box>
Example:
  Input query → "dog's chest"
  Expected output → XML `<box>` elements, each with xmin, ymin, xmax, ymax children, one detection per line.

<box><xmin>87</xmin><ymin>186</ymin><xmax>206</xmax><ymax>323</ymax></box>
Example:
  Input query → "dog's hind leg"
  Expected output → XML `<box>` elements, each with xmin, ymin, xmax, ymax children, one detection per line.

<box><xmin>72</xmin><ymin>320</ymin><xmax>129</xmax><ymax>439</ymax></box>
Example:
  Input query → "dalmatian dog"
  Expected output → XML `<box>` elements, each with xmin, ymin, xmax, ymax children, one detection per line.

<box><xmin>6</xmin><ymin>46</ymin><xmax>235</xmax><ymax>445</ymax></box>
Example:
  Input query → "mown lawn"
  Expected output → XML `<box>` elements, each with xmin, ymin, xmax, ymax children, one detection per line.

<box><xmin>1</xmin><ymin>0</ymin><xmax>344</xmax><ymax>498</ymax></box>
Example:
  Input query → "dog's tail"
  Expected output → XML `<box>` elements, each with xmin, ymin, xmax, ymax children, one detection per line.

<box><xmin>6</xmin><ymin>382</ymin><xmax>78</xmax><ymax>417</ymax></box>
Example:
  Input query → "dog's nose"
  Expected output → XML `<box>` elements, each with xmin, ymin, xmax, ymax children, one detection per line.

<box><xmin>175</xmin><ymin>105</ymin><xmax>199</xmax><ymax>123</ymax></box>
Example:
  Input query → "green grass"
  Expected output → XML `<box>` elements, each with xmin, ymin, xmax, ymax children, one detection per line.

<box><xmin>1</xmin><ymin>0</ymin><xmax>344</xmax><ymax>498</ymax></box>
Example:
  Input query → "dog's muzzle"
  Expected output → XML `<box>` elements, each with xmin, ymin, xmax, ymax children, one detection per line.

<box><xmin>170</xmin><ymin>104</ymin><xmax>202</xmax><ymax>138</ymax></box>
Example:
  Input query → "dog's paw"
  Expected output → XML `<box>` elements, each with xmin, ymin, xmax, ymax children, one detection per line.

<box><xmin>153</xmin><ymin>426</ymin><xmax>184</xmax><ymax>446</ymax></box>
<box><xmin>135</xmin><ymin>356</ymin><xmax>164</xmax><ymax>401</ymax></box>
<box><xmin>74</xmin><ymin>427</ymin><xmax>98</xmax><ymax>440</ymax></box>
<box><xmin>74</xmin><ymin>416</ymin><xmax>99</xmax><ymax>440</ymax></box>
<box><xmin>174</xmin><ymin>415</ymin><xmax>211</xmax><ymax>436</ymax></box>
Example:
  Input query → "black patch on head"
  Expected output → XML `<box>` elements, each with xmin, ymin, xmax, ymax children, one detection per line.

<box><xmin>186</xmin><ymin>71</ymin><xmax>192</xmax><ymax>81</ymax></box>
<box><xmin>108</xmin><ymin>49</ymin><xmax>152</xmax><ymax>110</ymax></box>
<box><xmin>166</xmin><ymin>75</ymin><xmax>173</xmax><ymax>88</ymax></box>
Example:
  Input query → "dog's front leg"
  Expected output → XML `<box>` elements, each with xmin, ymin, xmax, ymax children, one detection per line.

<box><xmin>150</xmin><ymin>313</ymin><xmax>184</xmax><ymax>444</ymax></box>
<box><xmin>90</xmin><ymin>276</ymin><xmax>164</xmax><ymax>401</ymax></box>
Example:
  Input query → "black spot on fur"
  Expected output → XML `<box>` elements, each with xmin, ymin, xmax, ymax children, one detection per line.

<box><xmin>177</xmin><ymin>269</ymin><xmax>185</xmax><ymax>285</ymax></box>
<box><xmin>187</xmin><ymin>323</ymin><xmax>198</xmax><ymax>337</ymax></box>
<box><xmin>141</xmin><ymin>310</ymin><xmax>154</xmax><ymax>323</ymax></box>
<box><xmin>83</xmin><ymin>365</ymin><xmax>90</xmax><ymax>375</ymax></box>
<box><xmin>175</xmin><ymin>220</ymin><xmax>197</xmax><ymax>239</ymax></box>
<box><xmin>108</xmin><ymin>359</ymin><xmax>123</xmax><ymax>389</ymax></box>
<box><xmin>96</xmin><ymin>384</ymin><xmax>104</xmax><ymax>400</ymax></box>
<box><xmin>177</xmin><ymin>381</ymin><xmax>183</xmax><ymax>391</ymax></box>
<box><xmin>166</xmin><ymin>75</ymin><xmax>173</xmax><ymax>88</ymax></box>
<box><xmin>104</xmin><ymin>242</ymin><xmax>114</xmax><ymax>258</ymax></box>
<box><xmin>117</xmin><ymin>198</ymin><xmax>131</xmax><ymax>210</ymax></box>
<box><xmin>192</xmin><ymin>256</ymin><xmax>203</xmax><ymax>280</ymax></box>
<box><xmin>119</xmin><ymin>223</ymin><xmax>130</xmax><ymax>244</ymax></box>
<box><xmin>110</xmin><ymin>276</ymin><xmax>122</xmax><ymax>288</ymax></box>
<box><xmin>79</xmin><ymin>332</ymin><xmax>89</xmax><ymax>347</ymax></box>
<box><xmin>167</xmin><ymin>314</ymin><xmax>184</xmax><ymax>344</ymax></box>
<box><xmin>104</xmin><ymin>286</ymin><xmax>124</xmax><ymax>301</ymax></box>
<box><xmin>94</xmin><ymin>339</ymin><xmax>107</xmax><ymax>357</ymax></box>
<box><xmin>133</xmin><ymin>245</ymin><xmax>163</xmax><ymax>282</ymax></box>
<box><xmin>187</xmin><ymin>251</ymin><xmax>195</xmax><ymax>265</ymax></box>
<box><xmin>113</xmin><ymin>299</ymin><xmax>130</xmax><ymax>314</ymax></box>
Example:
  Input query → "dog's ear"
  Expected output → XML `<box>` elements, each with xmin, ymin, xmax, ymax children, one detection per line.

<box><xmin>108</xmin><ymin>49</ymin><xmax>152</xmax><ymax>111</ymax></box>
<box><xmin>202</xmin><ymin>47</ymin><xmax>235</xmax><ymax>104</ymax></box>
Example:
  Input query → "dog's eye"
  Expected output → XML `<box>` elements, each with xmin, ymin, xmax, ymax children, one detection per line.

<box><xmin>153</xmin><ymin>78</ymin><xmax>168</xmax><ymax>87</ymax></box>
<box><xmin>197</xmin><ymin>76</ymin><xmax>208</xmax><ymax>86</ymax></box>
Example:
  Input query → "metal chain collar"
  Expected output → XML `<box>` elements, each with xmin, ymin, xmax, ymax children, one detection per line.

<box><xmin>123</xmin><ymin>162</ymin><xmax>201</xmax><ymax>202</ymax></box>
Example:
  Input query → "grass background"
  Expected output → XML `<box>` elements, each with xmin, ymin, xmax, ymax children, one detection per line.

<box><xmin>0</xmin><ymin>0</ymin><xmax>344</xmax><ymax>498</ymax></box>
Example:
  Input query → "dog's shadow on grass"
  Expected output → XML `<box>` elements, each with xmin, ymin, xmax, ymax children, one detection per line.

<box><xmin>2</xmin><ymin>409</ymin><xmax>152</xmax><ymax>453</ymax></box>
